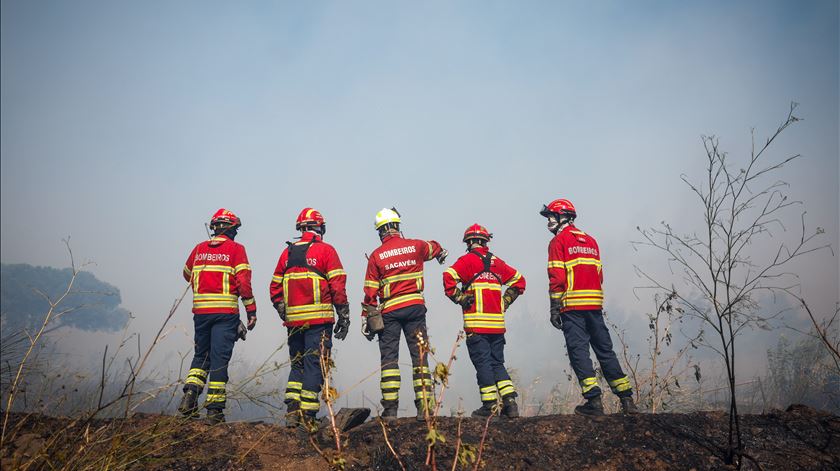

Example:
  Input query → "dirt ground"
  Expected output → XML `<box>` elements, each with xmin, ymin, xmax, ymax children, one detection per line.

<box><xmin>2</xmin><ymin>405</ymin><xmax>838</xmax><ymax>470</ymax></box>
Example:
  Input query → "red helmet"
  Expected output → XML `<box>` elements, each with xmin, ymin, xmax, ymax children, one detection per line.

<box><xmin>463</xmin><ymin>223</ymin><xmax>492</xmax><ymax>243</ymax></box>
<box><xmin>210</xmin><ymin>208</ymin><xmax>241</xmax><ymax>228</ymax></box>
<box><xmin>295</xmin><ymin>207</ymin><xmax>325</xmax><ymax>230</ymax></box>
<box><xmin>540</xmin><ymin>198</ymin><xmax>577</xmax><ymax>219</ymax></box>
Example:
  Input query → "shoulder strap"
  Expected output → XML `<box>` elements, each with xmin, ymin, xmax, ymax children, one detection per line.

<box><xmin>461</xmin><ymin>250</ymin><xmax>502</xmax><ymax>290</ymax></box>
<box><xmin>285</xmin><ymin>240</ymin><xmax>328</xmax><ymax>279</ymax></box>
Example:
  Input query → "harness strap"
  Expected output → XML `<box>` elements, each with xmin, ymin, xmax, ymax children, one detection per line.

<box><xmin>462</xmin><ymin>250</ymin><xmax>502</xmax><ymax>291</ymax></box>
<box><xmin>285</xmin><ymin>240</ymin><xmax>328</xmax><ymax>280</ymax></box>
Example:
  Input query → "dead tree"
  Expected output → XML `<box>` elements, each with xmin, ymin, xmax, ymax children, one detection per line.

<box><xmin>634</xmin><ymin>103</ymin><xmax>828</xmax><ymax>466</ymax></box>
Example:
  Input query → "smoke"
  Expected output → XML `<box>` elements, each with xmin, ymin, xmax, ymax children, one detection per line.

<box><xmin>0</xmin><ymin>263</ymin><xmax>130</xmax><ymax>333</ymax></box>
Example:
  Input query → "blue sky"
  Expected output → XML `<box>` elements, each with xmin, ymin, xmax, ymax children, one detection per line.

<box><xmin>2</xmin><ymin>1</ymin><xmax>837</xmax><ymax>414</ymax></box>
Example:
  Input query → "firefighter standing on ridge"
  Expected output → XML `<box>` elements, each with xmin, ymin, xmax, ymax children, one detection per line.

<box><xmin>179</xmin><ymin>208</ymin><xmax>257</xmax><ymax>424</ymax></box>
<box><xmin>361</xmin><ymin>208</ymin><xmax>448</xmax><ymax>421</ymax></box>
<box><xmin>270</xmin><ymin>208</ymin><xmax>349</xmax><ymax>427</ymax></box>
<box><xmin>540</xmin><ymin>198</ymin><xmax>638</xmax><ymax>415</ymax></box>
<box><xmin>443</xmin><ymin>224</ymin><xmax>525</xmax><ymax>418</ymax></box>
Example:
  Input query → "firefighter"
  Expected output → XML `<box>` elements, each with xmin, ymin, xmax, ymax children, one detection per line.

<box><xmin>539</xmin><ymin>198</ymin><xmax>638</xmax><ymax>415</ymax></box>
<box><xmin>270</xmin><ymin>208</ymin><xmax>349</xmax><ymax>427</ymax></box>
<box><xmin>178</xmin><ymin>208</ymin><xmax>257</xmax><ymax>424</ymax></box>
<box><xmin>361</xmin><ymin>208</ymin><xmax>448</xmax><ymax>421</ymax></box>
<box><xmin>443</xmin><ymin>224</ymin><xmax>526</xmax><ymax>419</ymax></box>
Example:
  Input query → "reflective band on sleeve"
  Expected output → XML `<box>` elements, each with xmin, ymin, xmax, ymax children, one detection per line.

<box><xmin>234</xmin><ymin>263</ymin><xmax>251</xmax><ymax>273</ymax></box>
<box><xmin>327</xmin><ymin>269</ymin><xmax>347</xmax><ymax>279</ymax></box>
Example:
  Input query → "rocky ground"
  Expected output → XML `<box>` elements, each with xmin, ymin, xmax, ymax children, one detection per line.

<box><xmin>2</xmin><ymin>405</ymin><xmax>838</xmax><ymax>470</ymax></box>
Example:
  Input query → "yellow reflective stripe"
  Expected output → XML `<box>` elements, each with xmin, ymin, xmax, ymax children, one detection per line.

<box><xmin>208</xmin><ymin>381</ymin><xmax>225</xmax><ymax>388</ymax></box>
<box><xmin>549</xmin><ymin>292</ymin><xmax>564</xmax><ymax>299</ymax></box>
<box><xmin>507</xmin><ymin>272</ymin><xmax>522</xmax><ymax>285</ymax></box>
<box><xmin>382</xmin><ymin>392</ymin><xmax>399</xmax><ymax>400</ymax></box>
<box><xmin>287</xmin><ymin>381</ymin><xmax>303</xmax><ymax>389</ymax></box>
<box><xmin>471</xmin><ymin>282</ymin><xmax>502</xmax><ymax>290</ymax></box>
<box><xmin>300</xmin><ymin>401</ymin><xmax>320</xmax><ymax>411</ymax></box>
<box><xmin>412</xmin><ymin>366</ymin><xmax>430</xmax><ymax>374</ymax></box>
<box><xmin>286</xmin><ymin>303</ymin><xmax>333</xmax><ymax>314</ymax></box>
<box><xmin>285</xmin><ymin>391</ymin><xmax>301</xmax><ymax>400</ymax></box>
<box><xmin>193</xmin><ymin>301</ymin><xmax>239</xmax><ymax>309</ymax></box>
<box><xmin>206</xmin><ymin>394</ymin><xmax>226</xmax><ymax>403</ymax></box>
<box><xmin>188</xmin><ymin>368</ymin><xmax>208</xmax><ymax>378</ymax></box>
<box><xmin>381</xmin><ymin>369</ymin><xmax>400</xmax><ymax>377</ymax></box>
<box><xmin>479</xmin><ymin>385</ymin><xmax>497</xmax><ymax>393</ymax></box>
<box><xmin>476</xmin><ymin>287</ymin><xmax>484</xmax><ymax>313</ymax></box>
<box><xmin>412</xmin><ymin>379</ymin><xmax>433</xmax><ymax>387</ymax></box>
<box><xmin>609</xmin><ymin>376</ymin><xmax>632</xmax><ymax>392</ymax></box>
<box><xmin>580</xmin><ymin>377</ymin><xmax>599</xmax><ymax>393</ymax></box>
<box><xmin>565</xmin><ymin>290</ymin><xmax>604</xmax><ymax>296</ymax></box>
<box><xmin>547</xmin><ymin>260</ymin><xmax>565</xmax><ymax>269</ymax></box>
<box><xmin>272</xmin><ymin>275</ymin><xmax>284</xmax><ymax>283</ymax></box>
<box><xmin>364</xmin><ymin>280</ymin><xmax>380</xmax><ymax>289</ymax></box>
<box><xmin>242</xmin><ymin>297</ymin><xmax>255</xmax><ymax>306</ymax></box>
<box><xmin>194</xmin><ymin>293</ymin><xmax>238</xmax><ymax>301</ymax></box>
<box><xmin>564</xmin><ymin>258</ymin><xmax>602</xmax><ymax>268</ymax></box>
<box><xmin>444</xmin><ymin>267</ymin><xmax>460</xmax><ymax>281</ymax></box>
<box><xmin>185</xmin><ymin>377</ymin><xmax>205</xmax><ymax>386</ymax></box>
<box><xmin>326</xmin><ymin>269</ymin><xmax>346</xmax><ymax>279</ymax></box>
<box><xmin>425</xmin><ymin>242</ymin><xmax>434</xmax><ymax>260</ymax></box>
<box><xmin>383</xmin><ymin>293</ymin><xmax>424</xmax><ymax>310</ymax></box>
<box><xmin>192</xmin><ymin>265</ymin><xmax>235</xmax><ymax>274</ymax></box>
<box><xmin>382</xmin><ymin>272</ymin><xmax>424</xmax><ymax>284</ymax></box>
<box><xmin>234</xmin><ymin>263</ymin><xmax>251</xmax><ymax>273</ymax></box>
<box><xmin>183</xmin><ymin>265</ymin><xmax>191</xmax><ymax>276</ymax></box>
<box><xmin>300</xmin><ymin>390</ymin><xmax>318</xmax><ymax>400</ymax></box>
<box><xmin>284</xmin><ymin>272</ymin><xmax>325</xmax><ymax>281</ymax></box>
<box><xmin>381</xmin><ymin>381</ymin><xmax>401</xmax><ymax>389</ymax></box>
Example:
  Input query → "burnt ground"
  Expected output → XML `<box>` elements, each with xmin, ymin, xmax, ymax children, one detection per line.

<box><xmin>2</xmin><ymin>405</ymin><xmax>838</xmax><ymax>470</ymax></box>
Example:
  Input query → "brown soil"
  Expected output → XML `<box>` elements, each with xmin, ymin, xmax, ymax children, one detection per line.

<box><xmin>2</xmin><ymin>405</ymin><xmax>838</xmax><ymax>470</ymax></box>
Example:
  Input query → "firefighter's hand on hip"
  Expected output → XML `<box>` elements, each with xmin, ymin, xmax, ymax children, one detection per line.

<box><xmin>274</xmin><ymin>302</ymin><xmax>286</xmax><ymax>321</ymax></box>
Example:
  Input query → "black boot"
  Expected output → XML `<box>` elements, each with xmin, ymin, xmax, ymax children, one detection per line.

<box><xmin>471</xmin><ymin>401</ymin><xmax>497</xmax><ymax>418</ymax></box>
<box><xmin>205</xmin><ymin>408</ymin><xmax>225</xmax><ymax>425</ymax></box>
<box><xmin>177</xmin><ymin>389</ymin><xmax>199</xmax><ymax>418</ymax></box>
<box><xmin>501</xmin><ymin>395</ymin><xmax>519</xmax><ymax>418</ymax></box>
<box><xmin>381</xmin><ymin>401</ymin><xmax>398</xmax><ymax>422</ymax></box>
<box><xmin>415</xmin><ymin>398</ymin><xmax>433</xmax><ymax>422</ymax></box>
<box><xmin>300</xmin><ymin>411</ymin><xmax>319</xmax><ymax>433</ymax></box>
<box><xmin>574</xmin><ymin>396</ymin><xmax>604</xmax><ymax>416</ymax></box>
<box><xmin>285</xmin><ymin>401</ymin><xmax>302</xmax><ymax>428</ymax></box>
<box><xmin>620</xmin><ymin>396</ymin><xmax>639</xmax><ymax>414</ymax></box>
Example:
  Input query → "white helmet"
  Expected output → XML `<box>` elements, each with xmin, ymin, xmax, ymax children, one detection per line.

<box><xmin>375</xmin><ymin>208</ymin><xmax>401</xmax><ymax>230</ymax></box>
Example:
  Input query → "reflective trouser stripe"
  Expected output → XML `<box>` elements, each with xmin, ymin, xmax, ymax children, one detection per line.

<box><xmin>496</xmin><ymin>379</ymin><xmax>515</xmax><ymax>398</ymax></box>
<box><xmin>479</xmin><ymin>384</ymin><xmax>497</xmax><ymax>402</ymax></box>
<box><xmin>609</xmin><ymin>376</ymin><xmax>632</xmax><ymax>393</ymax></box>
<box><xmin>413</xmin><ymin>365</ymin><xmax>433</xmax><ymax>400</ymax></box>
<box><xmin>286</xmin><ymin>381</ymin><xmax>302</xmax><ymax>401</ymax></box>
<box><xmin>206</xmin><ymin>381</ymin><xmax>226</xmax><ymax>405</ymax></box>
<box><xmin>300</xmin><ymin>389</ymin><xmax>320</xmax><ymax>411</ymax></box>
<box><xmin>381</xmin><ymin>368</ymin><xmax>400</xmax><ymax>402</ymax></box>
<box><xmin>185</xmin><ymin>368</ymin><xmax>208</xmax><ymax>388</ymax></box>
<box><xmin>580</xmin><ymin>377</ymin><xmax>599</xmax><ymax>394</ymax></box>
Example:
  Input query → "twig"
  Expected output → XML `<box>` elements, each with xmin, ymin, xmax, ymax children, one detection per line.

<box><xmin>377</xmin><ymin>418</ymin><xmax>407</xmax><ymax>471</ymax></box>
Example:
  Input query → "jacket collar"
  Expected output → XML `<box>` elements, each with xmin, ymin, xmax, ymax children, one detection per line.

<box><xmin>299</xmin><ymin>231</ymin><xmax>322</xmax><ymax>243</ymax></box>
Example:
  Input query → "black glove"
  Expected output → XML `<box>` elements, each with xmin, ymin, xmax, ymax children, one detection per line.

<box><xmin>448</xmin><ymin>287</ymin><xmax>475</xmax><ymax>309</ymax></box>
<box><xmin>274</xmin><ymin>302</ymin><xmax>286</xmax><ymax>321</ymax></box>
<box><xmin>436</xmin><ymin>248</ymin><xmax>449</xmax><ymax>265</ymax></box>
<box><xmin>550</xmin><ymin>299</ymin><xmax>563</xmax><ymax>330</ymax></box>
<box><xmin>236</xmin><ymin>321</ymin><xmax>248</xmax><ymax>341</ymax></box>
<box><xmin>502</xmin><ymin>287</ymin><xmax>520</xmax><ymax>310</ymax></box>
<box><xmin>333</xmin><ymin>304</ymin><xmax>350</xmax><ymax>340</ymax></box>
<box><xmin>247</xmin><ymin>311</ymin><xmax>257</xmax><ymax>331</ymax></box>
<box><xmin>361</xmin><ymin>318</ymin><xmax>377</xmax><ymax>341</ymax></box>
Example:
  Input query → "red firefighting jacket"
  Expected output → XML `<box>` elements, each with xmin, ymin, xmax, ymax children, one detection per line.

<box><xmin>183</xmin><ymin>235</ymin><xmax>257</xmax><ymax>315</ymax></box>
<box><xmin>442</xmin><ymin>247</ymin><xmax>526</xmax><ymax>334</ymax></box>
<box><xmin>547</xmin><ymin>224</ymin><xmax>604</xmax><ymax>312</ymax></box>
<box><xmin>269</xmin><ymin>232</ymin><xmax>348</xmax><ymax>327</ymax></box>
<box><xmin>362</xmin><ymin>233</ymin><xmax>443</xmax><ymax>315</ymax></box>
